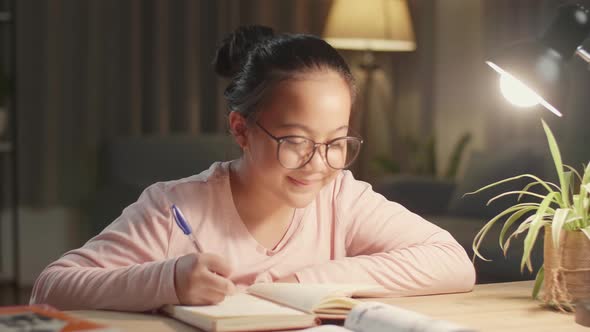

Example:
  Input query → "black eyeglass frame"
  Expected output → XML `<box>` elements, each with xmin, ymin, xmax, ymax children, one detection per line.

<box><xmin>255</xmin><ymin>121</ymin><xmax>363</xmax><ymax>170</ymax></box>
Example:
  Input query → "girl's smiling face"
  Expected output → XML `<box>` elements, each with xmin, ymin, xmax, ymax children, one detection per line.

<box><xmin>236</xmin><ymin>69</ymin><xmax>353</xmax><ymax>208</ymax></box>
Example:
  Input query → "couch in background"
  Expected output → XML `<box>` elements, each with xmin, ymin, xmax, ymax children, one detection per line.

<box><xmin>374</xmin><ymin>145</ymin><xmax>553</xmax><ymax>283</ymax></box>
<box><xmin>87</xmin><ymin>134</ymin><xmax>241</xmax><ymax>236</ymax></box>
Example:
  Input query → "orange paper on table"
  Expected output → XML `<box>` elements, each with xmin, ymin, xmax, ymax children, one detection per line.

<box><xmin>0</xmin><ymin>305</ymin><xmax>117</xmax><ymax>331</ymax></box>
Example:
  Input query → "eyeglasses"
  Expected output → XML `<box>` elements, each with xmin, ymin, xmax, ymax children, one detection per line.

<box><xmin>255</xmin><ymin>121</ymin><xmax>363</xmax><ymax>170</ymax></box>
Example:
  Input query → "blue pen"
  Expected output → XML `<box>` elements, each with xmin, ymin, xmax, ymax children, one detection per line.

<box><xmin>171</xmin><ymin>204</ymin><xmax>202</xmax><ymax>252</ymax></box>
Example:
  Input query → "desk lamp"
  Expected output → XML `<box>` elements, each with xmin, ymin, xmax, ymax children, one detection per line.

<box><xmin>486</xmin><ymin>4</ymin><xmax>590</xmax><ymax>117</ymax></box>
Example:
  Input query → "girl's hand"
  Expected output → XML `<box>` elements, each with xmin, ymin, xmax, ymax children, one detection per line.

<box><xmin>274</xmin><ymin>275</ymin><xmax>299</xmax><ymax>283</ymax></box>
<box><xmin>174</xmin><ymin>253</ymin><xmax>236</xmax><ymax>305</ymax></box>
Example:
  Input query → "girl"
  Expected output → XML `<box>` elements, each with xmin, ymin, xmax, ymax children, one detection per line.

<box><xmin>31</xmin><ymin>26</ymin><xmax>475</xmax><ymax>311</ymax></box>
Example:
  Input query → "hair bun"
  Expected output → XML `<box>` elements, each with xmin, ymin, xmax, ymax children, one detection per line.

<box><xmin>213</xmin><ymin>25</ymin><xmax>275</xmax><ymax>78</ymax></box>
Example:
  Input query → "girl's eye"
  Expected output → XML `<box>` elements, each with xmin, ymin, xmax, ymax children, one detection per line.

<box><xmin>284</xmin><ymin>137</ymin><xmax>309</xmax><ymax>145</ymax></box>
<box><xmin>330</xmin><ymin>140</ymin><xmax>346</xmax><ymax>150</ymax></box>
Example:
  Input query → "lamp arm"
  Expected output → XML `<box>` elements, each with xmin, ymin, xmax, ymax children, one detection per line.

<box><xmin>575</xmin><ymin>46</ymin><xmax>590</xmax><ymax>64</ymax></box>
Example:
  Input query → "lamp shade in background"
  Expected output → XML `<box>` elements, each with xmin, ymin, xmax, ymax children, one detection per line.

<box><xmin>323</xmin><ymin>0</ymin><xmax>416</xmax><ymax>52</ymax></box>
<box><xmin>486</xmin><ymin>4</ymin><xmax>590</xmax><ymax>117</ymax></box>
<box><xmin>323</xmin><ymin>0</ymin><xmax>416</xmax><ymax>181</ymax></box>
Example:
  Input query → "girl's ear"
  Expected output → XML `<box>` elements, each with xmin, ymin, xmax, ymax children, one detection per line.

<box><xmin>229</xmin><ymin>111</ymin><xmax>249</xmax><ymax>149</ymax></box>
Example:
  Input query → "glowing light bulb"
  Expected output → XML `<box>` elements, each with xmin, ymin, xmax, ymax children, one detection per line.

<box><xmin>486</xmin><ymin>61</ymin><xmax>562</xmax><ymax>117</ymax></box>
<box><xmin>499</xmin><ymin>74</ymin><xmax>539</xmax><ymax>108</ymax></box>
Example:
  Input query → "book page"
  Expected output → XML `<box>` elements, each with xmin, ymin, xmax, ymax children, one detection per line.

<box><xmin>344</xmin><ymin>302</ymin><xmax>475</xmax><ymax>332</ymax></box>
<box><xmin>247</xmin><ymin>283</ymin><xmax>386</xmax><ymax>314</ymax></box>
<box><xmin>301</xmin><ymin>325</ymin><xmax>351</xmax><ymax>331</ymax></box>
<box><xmin>168</xmin><ymin>293</ymin><xmax>308</xmax><ymax>318</ymax></box>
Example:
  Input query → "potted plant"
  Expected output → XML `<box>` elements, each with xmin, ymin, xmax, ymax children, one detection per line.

<box><xmin>468</xmin><ymin>120</ymin><xmax>590</xmax><ymax>311</ymax></box>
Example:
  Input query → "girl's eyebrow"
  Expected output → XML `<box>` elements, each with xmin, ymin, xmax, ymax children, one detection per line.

<box><xmin>276</xmin><ymin>123</ymin><xmax>349</xmax><ymax>135</ymax></box>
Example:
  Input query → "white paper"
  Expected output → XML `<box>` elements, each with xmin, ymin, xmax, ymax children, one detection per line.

<box><xmin>344</xmin><ymin>302</ymin><xmax>476</xmax><ymax>332</ymax></box>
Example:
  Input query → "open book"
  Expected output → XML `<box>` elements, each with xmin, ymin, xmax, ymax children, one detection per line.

<box><xmin>161</xmin><ymin>283</ymin><xmax>389</xmax><ymax>332</ymax></box>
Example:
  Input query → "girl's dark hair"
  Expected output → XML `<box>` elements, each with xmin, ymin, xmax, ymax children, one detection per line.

<box><xmin>212</xmin><ymin>25</ymin><xmax>356</xmax><ymax>119</ymax></box>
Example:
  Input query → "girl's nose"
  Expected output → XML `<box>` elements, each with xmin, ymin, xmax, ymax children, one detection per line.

<box><xmin>306</xmin><ymin>144</ymin><xmax>329</xmax><ymax>171</ymax></box>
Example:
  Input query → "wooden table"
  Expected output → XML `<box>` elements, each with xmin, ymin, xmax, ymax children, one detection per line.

<box><xmin>69</xmin><ymin>309</ymin><xmax>196</xmax><ymax>332</ymax></box>
<box><xmin>68</xmin><ymin>281</ymin><xmax>588</xmax><ymax>332</ymax></box>
<box><xmin>379</xmin><ymin>280</ymin><xmax>586</xmax><ymax>332</ymax></box>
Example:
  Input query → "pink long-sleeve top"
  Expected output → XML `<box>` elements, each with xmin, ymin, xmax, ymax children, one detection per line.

<box><xmin>30</xmin><ymin>161</ymin><xmax>475</xmax><ymax>311</ymax></box>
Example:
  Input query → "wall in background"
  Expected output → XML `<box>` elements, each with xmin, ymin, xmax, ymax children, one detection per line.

<box><xmin>15</xmin><ymin>0</ymin><xmax>436</xmax><ymax>208</ymax></box>
<box><xmin>15</xmin><ymin>0</ymin><xmax>334</xmax><ymax>208</ymax></box>
<box><xmin>1</xmin><ymin>207</ymin><xmax>78</xmax><ymax>285</ymax></box>
<box><xmin>562</xmin><ymin>36</ymin><xmax>590</xmax><ymax>168</ymax></box>
<box><xmin>432</xmin><ymin>0</ymin><xmax>487</xmax><ymax>178</ymax></box>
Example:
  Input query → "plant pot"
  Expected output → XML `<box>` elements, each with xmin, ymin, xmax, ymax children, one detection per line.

<box><xmin>544</xmin><ymin>226</ymin><xmax>590</xmax><ymax>305</ymax></box>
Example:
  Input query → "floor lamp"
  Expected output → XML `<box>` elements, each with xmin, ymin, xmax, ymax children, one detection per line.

<box><xmin>323</xmin><ymin>0</ymin><xmax>416</xmax><ymax>181</ymax></box>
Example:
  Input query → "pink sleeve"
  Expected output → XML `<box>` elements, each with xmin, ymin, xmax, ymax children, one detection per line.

<box><xmin>295</xmin><ymin>172</ymin><xmax>476</xmax><ymax>296</ymax></box>
<box><xmin>29</xmin><ymin>183</ymin><xmax>180</xmax><ymax>311</ymax></box>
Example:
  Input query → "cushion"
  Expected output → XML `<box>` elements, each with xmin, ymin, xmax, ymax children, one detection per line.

<box><xmin>448</xmin><ymin>145</ymin><xmax>549</xmax><ymax>219</ymax></box>
<box><xmin>102</xmin><ymin>134</ymin><xmax>241</xmax><ymax>187</ymax></box>
<box><xmin>374</xmin><ymin>175</ymin><xmax>455</xmax><ymax>215</ymax></box>
<box><xmin>87</xmin><ymin>134</ymin><xmax>241</xmax><ymax>235</ymax></box>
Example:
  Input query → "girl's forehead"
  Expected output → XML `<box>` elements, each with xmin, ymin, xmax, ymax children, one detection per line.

<box><xmin>260</xmin><ymin>72</ymin><xmax>351</xmax><ymax>118</ymax></box>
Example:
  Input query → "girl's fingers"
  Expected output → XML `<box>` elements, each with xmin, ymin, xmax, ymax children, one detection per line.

<box><xmin>202</xmin><ymin>254</ymin><xmax>233</xmax><ymax>278</ymax></box>
<box><xmin>200</xmin><ymin>287</ymin><xmax>226</xmax><ymax>305</ymax></box>
<box><xmin>203</xmin><ymin>269</ymin><xmax>236</xmax><ymax>295</ymax></box>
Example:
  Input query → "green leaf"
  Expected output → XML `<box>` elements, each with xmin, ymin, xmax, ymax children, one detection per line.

<box><xmin>499</xmin><ymin>207</ymin><xmax>537</xmax><ymax>250</ymax></box>
<box><xmin>519</xmin><ymin>181</ymin><xmax>560</xmax><ymax>201</ymax></box>
<box><xmin>572</xmin><ymin>194</ymin><xmax>584</xmax><ymax>226</ymax></box>
<box><xmin>564</xmin><ymin>165</ymin><xmax>582</xmax><ymax>184</ymax></box>
<box><xmin>532</xmin><ymin>265</ymin><xmax>544</xmax><ymax>300</ymax></box>
<box><xmin>564</xmin><ymin>171</ymin><xmax>573</xmax><ymax>202</ymax></box>
<box><xmin>472</xmin><ymin>204</ymin><xmax>538</xmax><ymax>261</ymax></box>
<box><xmin>445</xmin><ymin>132</ymin><xmax>471</xmax><ymax>180</ymax></box>
<box><xmin>472</xmin><ymin>222</ymin><xmax>501</xmax><ymax>261</ymax></box>
<box><xmin>551</xmin><ymin>208</ymin><xmax>570</xmax><ymax>249</ymax></box>
<box><xmin>464</xmin><ymin>174</ymin><xmax>556</xmax><ymax>198</ymax></box>
<box><xmin>580</xmin><ymin>163</ymin><xmax>590</xmax><ymax>188</ymax></box>
<box><xmin>522</xmin><ymin>192</ymin><xmax>556</xmax><ymax>272</ymax></box>
<box><xmin>542</xmin><ymin>120</ymin><xmax>568</xmax><ymax>207</ymax></box>
<box><xmin>504</xmin><ymin>231</ymin><xmax>526</xmax><ymax>257</ymax></box>
<box><xmin>564</xmin><ymin>216</ymin><xmax>583</xmax><ymax>231</ymax></box>
<box><xmin>583</xmin><ymin>198</ymin><xmax>590</xmax><ymax>221</ymax></box>
<box><xmin>487</xmin><ymin>190</ymin><xmax>555</xmax><ymax>206</ymax></box>
<box><xmin>503</xmin><ymin>214</ymin><xmax>537</xmax><ymax>255</ymax></box>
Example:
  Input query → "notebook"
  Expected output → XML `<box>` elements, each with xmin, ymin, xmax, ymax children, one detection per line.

<box><xmin>0</xmin><ymin>305</ymin><xmax>117</xmax><ymax>332</ymax></box>
<box><xmin>161</xmin><ymin>283</ymin><xmax>389</xmax><ymax>332</ymax></box>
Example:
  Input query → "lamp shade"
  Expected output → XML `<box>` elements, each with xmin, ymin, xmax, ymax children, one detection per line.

<box><xmin>323</xmin><ymin>0</ymin><xmax>416</xmax><ymax>52</ymax></box>
<box><xmin>486</xmin><ymin>4</ymin><xmax>590</xmax><ymax>117</ymax></box>
<box><xmin>541</xmin><ymin>4</ymin><xmax>590</xmax><ymax>59</ymax></box>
